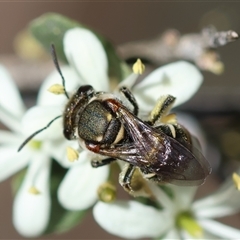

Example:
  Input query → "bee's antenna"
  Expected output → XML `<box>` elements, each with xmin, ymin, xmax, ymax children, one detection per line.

<box><xmin>50</xmin><ymin>44</ymin><xmax>70</xmax><ymax>99</ymax></box>
<box><xmin>17</xmin><ymin>115</ymin><xmax>62</xmax><ymax>152</ymax></box>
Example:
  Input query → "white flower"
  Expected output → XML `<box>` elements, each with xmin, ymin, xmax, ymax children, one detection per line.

<box><xmin>119</xmin><ymin>60</ymin><xmax>203</xmax><ymax>112</ymax></box>
<box><xmin>0</xmin><ymin>65</ymin><xmax>50</xmax><ymax>237</ymax></box>
<box><xmin>0</xmin><ymin>27</ymin><xmax>203</xmax><ymax>237</ymax></box>
<box><xmin>42</xmin><ymin>28</ymin><xmax>203</xmax><ymax>210</ymax></box>
<box><xmin>93</xmin><ymin>173</ymin><xmax>240</xmax><ymax>239</ymax></box>
<box><xmin>0</xmin><ymin>59</ymin><xmax>108</xmax><ymax>237</ymax></box>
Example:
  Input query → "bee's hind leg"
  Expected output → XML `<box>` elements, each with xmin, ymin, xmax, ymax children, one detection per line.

<box><xmin>149</xmin><ymin>95</ymin><xmax>176</xmax><ymax>125</ymax></box>
<box><xmin>119</xmin><ymin>164</ymin><xmax>155</xmax><ymax>197</ymax></box>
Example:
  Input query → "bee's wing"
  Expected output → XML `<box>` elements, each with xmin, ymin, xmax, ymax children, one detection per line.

<box><xmin>154</xmin><ymin>136</ymin><xmax>211</xmax><ymax>186</ymax></box>
<box><xmin>102</xmin><ymin>100</ymin><xmax>211</xmax><ymax>186</ymax></box>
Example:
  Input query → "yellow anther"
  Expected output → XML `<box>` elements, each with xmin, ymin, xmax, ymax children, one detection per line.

<box><xmin>97</xmin><ymin>182</ymin><xmax>116</xmax><ymax>203</ymax></box>
<box><xmin>132</xmin><ymin>58</ymin><xmax>145</xmax><ymax>75</ymax></box>
<box><xmin>232</xmin><ymin>172</ymin><xmax>240</xmax><ymax>190</ymax></box>
<box><xmin>48</xmin><ymin>84</ymin><xmax>65</xmax><ymax>95</ymax></box>
<box><xmin>177</xmin><ymin>212</ymin><xmax>203</xmax><ymax>238</ymax></box>
<box><xmin>67</xmin><ymin>146</ymin><xmax>79</xmax><ymax>162</ymax></box>
<box><xmin>28</xmin><ymin>186</ymin><xmax>41</xmax><ymax>195</ymax></box>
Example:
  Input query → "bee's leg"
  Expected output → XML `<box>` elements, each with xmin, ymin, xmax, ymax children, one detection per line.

<box><xmin>119</xmin><ymin>163</ymin><xmax>136</xmax><ymax>193</ymax></box>
<box><xmin>119</xmin><ymin>164</ymin><xmax>154</xmax><ymax>197</ymax></box>
<box><xmin>91</xmin><ymin>158</ymin><xmax>116</xmax><ymax>168</ymax></box>
<box><xmin>119</xmin><ymin>86</ymin><xmax>139</xmax><ymax>115</ymax></box>
<box><xmin>149</xmin><ymin>95</ymin><xmax>176</xmax><ymax>125</ymax></box>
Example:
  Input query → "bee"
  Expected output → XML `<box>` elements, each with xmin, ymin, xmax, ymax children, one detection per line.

<box><xmin>18</xmin><ymin>45</ymin><xmax>211</xmax><ymax>196</ymax></box>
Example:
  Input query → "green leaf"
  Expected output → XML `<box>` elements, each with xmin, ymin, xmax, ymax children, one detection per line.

<box><xmin>44</xmin><ymin>160</ymin><xmax>87</xmax><ymax>235</ymax></box>
<box><xmin>29</xmin><ymin>13</ymin><xmax>81</xmax><ymax>62</ymax></box>
<box><xmin>29</xmin><ymin>12</ymin><xmax>126</xmax><ymax>82</ymax></box>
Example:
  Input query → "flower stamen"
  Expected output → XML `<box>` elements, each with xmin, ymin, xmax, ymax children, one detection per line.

<box><xmin>97</xmin><ymin>182</ymin><xmax>116</xmax><ymax>203</ymax></box>
<box><xmin>67</xmin><ymin>146</ymin><xmax>79</xmax><ymax>162</ymax></box>
<box><xmin>48</xmin><ymin>84</ymin><xmax>65</xmax><ymax>95</ymax></box>
<box><xmin>28</xmin><ymin>186</ymin><xmax>41</xmax><ymax>195</ymax></box>
<box><xmin>232</xmin><ymin>172</ymin><xmax>240</xmax><ymax>190</ymax></box>
<box><xmin>132</xmin><ymin>58</ymin><xmax>145</xmax><ymax>75</ymax></box>
<box><xmin>176</xmin><ymin>211</ymin><xmax>203</xmax><ymax>238</ymax></box>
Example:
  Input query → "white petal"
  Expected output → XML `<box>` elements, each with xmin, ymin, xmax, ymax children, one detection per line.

<box><xmin>0</xmin><ymin>130</ymin><xmax>22</xmax><ymax>144</ymax></box>
<box><xmin>37</xmin><ymin>66</ymin><xmax>83</xmax><ymax>106</ymax></box>
<box><xmin>164</xmin><ymin>228</ymin><xmax>181</xmax><ymax>239</ymax></box>
<box><xmin>13</xmin><ymin>154</ymin><xmax>51</xmax><ymax>237</ymax></box>
<box><xmin>195</xmin><ymin>205</ymin><xmax>238</xmax><ymax>219</ymax></box>
<box><xmin>148</xmin><ymin>183</ymin><xmax>174</xmax><ymax>210</ymax></box>
<box><xmin>21</xmin><ymin>105</ymin><xmax>63</xmax><ymax>140</ymax></box>
<box><xmin>133</xmin><ymin>61</ymin><xmax>203</xmax><ymax>111</ymax></box>
<box><xmin>198</xmin><ymin>219</ymin><xmax>240</xmax><ymax>239</ymax></box>
<box><xmin>170</xmin><ymin>185</ymin><xmax>198</xmax><ymax>211</ymax></box>
<box><xmin>64</xmin><ymin>28</ymin><xmax>109</xmax><ymax>91</ymax></box>
<box><xmin>51</xmin><ymin>141</ymin><xmax>95</xmax><ymax>169</ymax></box>
<box><xmin>117</xmin><ymin>72</ymin><xmax>138</xmax><ymax>89</ymax></box>
<box><xmin>193</xmin><ymin>185</ymin><xmax>237</xmax><ymax>213</ymax></box>
<box><xmin>93</xmin><ymin>200</ymin><xmax>173</xmax><ymax>239</ymax></box>
<box><xmin>0</xmin><ymin>65</ymin><xmax>25</xmax><ymax>117</ymax></box>
<box><xmin>0</xmin><ymin>145</ymin><xmax>30</xmax><ymax>182</ymax></box>
<box><xmin>58</xmin><ymin>160</ymin><xmax>109</xmax><ymax>210</ymax></box>
<box><xmin>0</xmin><ymin>104</ymin><xmax>22</xmax><ymax>133</ymax></box>
<box><xmin>51</xmin><ymin>140</ymin><xmax>81</xmax><ymax>168</ymax></box>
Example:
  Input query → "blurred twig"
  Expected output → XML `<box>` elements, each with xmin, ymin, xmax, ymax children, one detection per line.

<box><xmin>117</xmin><ymin>26</ymin><xmax>239</xmax><ymax>74</ymax></box>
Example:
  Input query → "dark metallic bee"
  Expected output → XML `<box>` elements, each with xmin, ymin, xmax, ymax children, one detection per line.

<box><xmin>62</xmin><ymin>84</ymin><xmax>211</xmax><ymax>191</ymax></box>
<box><xmin>18</xmin><ymin>45</ymin><xmax>211</xmax><ymax>195</ymax></box>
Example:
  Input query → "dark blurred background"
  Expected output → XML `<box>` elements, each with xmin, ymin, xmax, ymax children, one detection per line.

<box><xmin>0</xmin><ymin>2</ymin><xmax>240</xmax><ymax>239</ymax></box>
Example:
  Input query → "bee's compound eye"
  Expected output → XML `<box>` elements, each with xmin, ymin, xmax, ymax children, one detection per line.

<box><xmin>63</xmin><ymin>127</ymin><xmax>72</xmax><ymax>140</ymax></box>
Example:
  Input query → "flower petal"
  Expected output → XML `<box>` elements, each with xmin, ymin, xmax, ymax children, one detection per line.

<box><xmin>117</xmin><ymin>72</ymin><xmax>138</xmax><ymax>89</ymax></box>
<box><xmin>0</xmin><ymin>145</ymin><xmax>30</xmax><ymax>182</ymax></box>
<box><xmin>198</xmin><ymin>219</ymin><xmax>240</xmax><ymax>239</ymax></box>
<box><xmin>0</xmin><ymin>104</ymin><xmax>22</xmax><ymax>133</ymax></box>
<box><xmin>64</xmin><ymin>28</ymin><xmax>109</xmax><ymax>91</ymax></box>
<box><xmin>21</xmin><ymin>105</ymin><xmax>63</xmax><ymax>140</ymax></box>
<box><xmin>50</xmin><ymin>139</ymin><xmax>81</xmax><ymax>168</ymax></box>
<box><xmin>0</xmin><ymin>64</ymin><xmax>25</xmax><ymax>117</ymax></box>
<box><xmin>164</xmin><ymin>228</ymin><xmax>181</xmax><ymax>239</ymax></box>
<box><xmin>195</xmin><ymin>204</ymin><xmax>238</xmax><ymax>219</ymax></box>
<box><xmin>170</xmin><ymin>185</ymin><xmax>198</xmax><ymax>211</ymax></box>
<box><xmin>133</xmin><ymin>61</ymin><xmax>203</xmax><ymax>111</ymax></box>
<box><xmin>148</xmin><ymin>183</ymin><xmax>174</xmax><ymax>210</ymax></box>
<box><xmin>0</xmin><ymin>130</ymin><xmax>22</xmax><ymax>144</ymax></box>
<box><xmin>13</xmin><ymin>154</ymin><xmax>51</xmax><ymax>237</ymax></box>
<box><xmin>37</xmin><ymin>66</ymin><xmax>82</xmax><ymax>106</ymax></box>
<box><xmin>193</xmin><ymin>184</ymin><xmax>240</xmax><ymax>212</ymax></box>
<box><xmin>93</xmin><ymin>200</ymin><xmax>173</xmax><ymax>239</ymax></box>
<box><xmin>58</xmin><ymin>159</ymin><xmax>109</xmax><ymax>210</ymax></box>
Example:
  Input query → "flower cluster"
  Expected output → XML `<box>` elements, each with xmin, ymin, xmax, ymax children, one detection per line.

<box><xmin>0</xmin><ymin>14</ymin><xmax>239</xmax><ymax>239</ymax></box>
<box><xmin>94</xmin><ymin>173</ymin><xmax>240</xmax><ymax>239</ymax></box>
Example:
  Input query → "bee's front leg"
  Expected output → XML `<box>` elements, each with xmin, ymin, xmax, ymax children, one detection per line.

<box><xmin>91</xmin><ymin>158</ymin><xmax>116</xmax><ymax>168</ymax></box>
<box><xmin>119</xmin><ymin>86</ymin><xmax>139</xmax><ymax>115</ymax></box>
